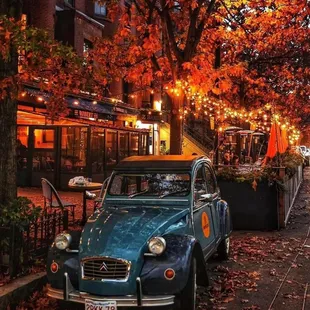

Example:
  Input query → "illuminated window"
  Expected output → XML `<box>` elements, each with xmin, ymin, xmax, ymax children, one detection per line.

<box><xmin>94</xmin><ymin>3</ymin><xmax>107</xmax><ymax>16</ymax></box>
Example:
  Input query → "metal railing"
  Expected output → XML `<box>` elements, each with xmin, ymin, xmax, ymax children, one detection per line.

<box><xmin>183</xmin><ymin>124</ymin><xmax>214</xmax><ymax>154</ymax></box>
<box><xmin>0</xmin><ymin>210</ymin><xmax>68</xmax><ymax>277</ymax></box>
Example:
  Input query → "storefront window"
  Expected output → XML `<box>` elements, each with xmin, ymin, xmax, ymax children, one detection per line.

<box><xmin>61</xmin><ymin>127</ymin><xmax>88</xmax><ymax>173</ymax></box>
<box><xmin>17</xmin><ymin>126</ymin><xmax>29</xmax><ymax>170</ymax></box>
<box><xmin>106</xmin><ymin>131</ymin><xmax>117</xmax><ymax>169</ymax></box>
<box><xmin>32</xmin><ymin>129</ymin><xmax>55</xmax><ymax>172</ymax></box>
<box><xmin>119</xmin><ymin>132</ymin><xmax>129</xmax><ymax>160</ymax></box>
<box><xmin>91</xmin><ymin>128</ymin><xmax>105</xmax><ymax>174</ymax></box>
<box><xmin>130</xmin><ymin>133</ymin><xmax>139</xmax><ymax>156</ymax></box>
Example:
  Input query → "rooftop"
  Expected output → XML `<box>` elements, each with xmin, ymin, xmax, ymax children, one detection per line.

<box><xmin>115</xmin><ymin>155</ymin><xmax>210</xmax><ymax>170</ymax></box>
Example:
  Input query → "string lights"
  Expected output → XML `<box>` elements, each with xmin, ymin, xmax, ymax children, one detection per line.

<box><xmin>164</xmin><ymin>79</ymin><xmax>300</xmax><ymax>144</ymax></box>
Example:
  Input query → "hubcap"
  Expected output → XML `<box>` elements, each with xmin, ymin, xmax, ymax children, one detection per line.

<box><xmin>225</xmin><ymin>237</ymin><xmax>230</xmax><ymax>254</ymax></box>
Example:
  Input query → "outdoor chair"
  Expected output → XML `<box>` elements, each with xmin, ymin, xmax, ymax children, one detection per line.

<box><xmin>41</xmin><ymin>178</ymin><xmax>76</xmax><ymax>221</ymax></box>
<box><xmin>93</xmin><ymin>177</ymin><xmax>110</xmax><ymax>211</ymax></box>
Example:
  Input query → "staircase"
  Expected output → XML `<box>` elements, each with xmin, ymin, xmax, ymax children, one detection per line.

<box><xmin>161</xmin><ymin>123</ymin><xmax>214</xmax><ymax>156</ymax></box>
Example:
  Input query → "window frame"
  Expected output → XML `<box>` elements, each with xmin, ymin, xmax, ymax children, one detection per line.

<box><xmin>193</xmin><ymin>164</ymin><xmax>208</xmax><ymax>209</ymax></box>
<box><xmin>204</xmin><ymin>164</ymin><xmax>217</xmax><ymax>194</ymax></box>
<box><xmin>94</xmin><ymin>2</ymin><xmax>107</xmax><ymax>17</ymax></box>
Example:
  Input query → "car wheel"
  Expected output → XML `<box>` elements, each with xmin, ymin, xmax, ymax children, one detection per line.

<box><xmin>217</xmin><ymin>237</ymin><xmax>230</xmax><ymax>260</ymax></box>
<box><xmin>176</xmin><ymin>258</ymin><xmax>197</xmax><ymax>310</ymax></box>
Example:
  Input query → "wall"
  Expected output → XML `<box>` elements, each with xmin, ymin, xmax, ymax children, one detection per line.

<box><xmin>23</xmin><ymin>0</ymin><xmax>57</xmax><ymax>38</ymax></box>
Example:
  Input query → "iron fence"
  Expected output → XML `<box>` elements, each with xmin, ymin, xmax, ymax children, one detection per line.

<box><xmin>0</xmin><ymin>210</ymin><xmax>68</xmax><ymax>277</ymax></box>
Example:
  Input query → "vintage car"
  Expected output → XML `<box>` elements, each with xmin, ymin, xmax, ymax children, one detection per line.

<box><xmin>47</xmin><ymin>155</ymin><xmax>232</xmax><ymax>309</ymax></box>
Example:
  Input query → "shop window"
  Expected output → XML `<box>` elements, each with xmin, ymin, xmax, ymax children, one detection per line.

<box><xmin>17</xmin><ymin>126</ymin><xmax>29</xmax><ymax>148</ymax></box>
<box><xmin>61</xmin><ymin>127</ymin><xmax>88</xmax><ymax>173</ymax></box>
<box><xmin>91</xmin><ymin>128</ymin><xmax>105</xmax><ymax>174</ymax></box>
<box><xmin>34</xmin><ymin>129</ymin><xmax>54</xmax><ymax>149</ymax></box>
<box><xmin>119</xmin><ymin>132</ymin><xmax>129</xmax><ymax>161</ymax></box>
<box><xmin>17</xmin><ymin>126</ymin><xmax>29</xmax><ymax>170</ymax></box>
<box><xmin>94</xmin><ymin>3</ymin><xmax>107</xmax><ymax>16</ymax></box>
<box><xmin>32</xmin><ymin>129</ymin><xmax>55</xmax><ymax>172</ymax></box>
<box><xmin>130</xmin><ymin>133</ymin><xmax>139</xmax><ymax>156</ymax></box>
<box><xmin>106</xmin><ymin>131</ymin><xmax>117</xmax><ymax>168</ymax></box>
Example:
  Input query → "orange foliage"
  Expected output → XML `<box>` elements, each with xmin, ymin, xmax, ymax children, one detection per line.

<box><xmin>93</xmin><ymin>0</ymin><xmax>309</xmax><ymax>130</ymax></box>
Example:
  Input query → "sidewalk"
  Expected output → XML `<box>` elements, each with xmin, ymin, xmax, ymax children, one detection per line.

<box><xmin>201</xmin><ymin>167</ymin><xmax>310</xmax><ymax>310</ymax></box>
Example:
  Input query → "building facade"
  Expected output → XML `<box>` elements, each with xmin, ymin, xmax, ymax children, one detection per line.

<box><xmin>17</xmin><ymin>0</ymin><xmax>153</xmax><ymax>189</ymax></box>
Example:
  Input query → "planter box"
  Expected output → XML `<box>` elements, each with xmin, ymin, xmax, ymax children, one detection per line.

<box><xmin>218</xmin><ymin>181</ymin><xmax>278</xmax><ymax>230</ymax></box>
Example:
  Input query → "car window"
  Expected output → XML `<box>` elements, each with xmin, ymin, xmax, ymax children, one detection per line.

<box><xmin>108</xmin><ymin>173</ymin><xmax>190</xmax><ymax>197</ymax></box>
<box><xmin>194</xmin><ymin>165</ymin><xmax>207</xmax><ymax>208</ymax></box>
<box><xmin>204</xmin><ymin>165</ymin><xmax>216</xmax><ymax>194</ymax></box>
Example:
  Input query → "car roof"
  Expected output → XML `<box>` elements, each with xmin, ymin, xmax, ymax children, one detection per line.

<box><xmin>114</xmin><ymin>155</ymin><xmax>211</xmax><ymax>171</ymax></box>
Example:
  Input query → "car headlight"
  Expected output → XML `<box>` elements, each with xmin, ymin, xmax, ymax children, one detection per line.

<box><xmin>148</xmin><ymin>237</ymin><xmax>166</xmax><ymax>255</ymax></box>
<box><xmin>55</xmin><ymin>233</ymin><xmax>72</xmax><ymax>250</ymax></box>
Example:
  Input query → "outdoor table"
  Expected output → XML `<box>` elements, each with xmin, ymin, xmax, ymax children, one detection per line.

<box><xmin>68</xmin><ymin>182</ymin><xmax>102</xmax><ymax>224</ymax></box>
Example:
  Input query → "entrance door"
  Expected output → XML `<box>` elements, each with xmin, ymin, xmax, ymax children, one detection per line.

<box><xmin>193</xmin><ymin>163</ymin><xmax>215</xmax><ymax>257</ymax></box>
<box><xmin>29</xmin><ymin>127</ymin><xmax>57</xmax><ymax>187</ymax></box>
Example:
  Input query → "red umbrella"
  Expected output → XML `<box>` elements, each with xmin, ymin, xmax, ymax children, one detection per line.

<box><xmin>266</xmin><ymin>123</ymin><xmax>287</xmax><ymax>158</ymax></box>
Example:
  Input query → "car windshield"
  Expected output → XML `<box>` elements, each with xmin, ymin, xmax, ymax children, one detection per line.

<box><xmin>108</xmin><ymin>172</ymin><xmax>191</xmax><ymax>198</ymax></box>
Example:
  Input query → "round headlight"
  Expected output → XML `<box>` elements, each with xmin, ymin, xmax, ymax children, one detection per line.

<box><xmin>55</xmin><ymin>233</ymin><xmax>72</xmax><ymax>250</ymax></box>
<box><xmin>148</xmin><ymin>237</ymin><xmax>166</xmax><ymax>255</ymax></box>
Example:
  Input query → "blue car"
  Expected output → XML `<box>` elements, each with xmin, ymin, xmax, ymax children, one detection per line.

<box><xmin>47</xmin><ymin>155</ymin><xmax>232</xmax><ymax>309</ymax></box>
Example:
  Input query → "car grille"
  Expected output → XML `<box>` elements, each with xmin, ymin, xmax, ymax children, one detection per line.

<box><xmin>82</xmin><ymin>257</ymin><xmax>130</xmax><ymax>281</ymax></box>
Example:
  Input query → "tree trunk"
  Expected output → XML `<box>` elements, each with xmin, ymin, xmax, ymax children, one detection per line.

<box><xmin>169</xmin><ymin>95</ymin><xmax>183</xmax><ymax>155</ymax></box>
<box><xmin>0</xmin><ymin>0</ymin><xmax>22</xmax><ymax>205</ymax></box>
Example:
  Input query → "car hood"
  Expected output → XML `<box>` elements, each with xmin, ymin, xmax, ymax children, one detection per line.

<box><xmin>79</xmin><ymin>206</ymin><xmax>189</xmax><ymax>259</ymax></box>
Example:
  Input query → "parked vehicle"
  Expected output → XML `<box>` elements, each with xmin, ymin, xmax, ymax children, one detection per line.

<box><xmin>47</xmin><ymin>155</ymin><xmax>232</xmax><ymax>310</ymax></box>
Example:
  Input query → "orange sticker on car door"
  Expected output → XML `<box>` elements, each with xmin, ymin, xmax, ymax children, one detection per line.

<box><xmin>201</xmin><ymin>212</ymin><xmax>210</xmax><ymax>238</ymax></box>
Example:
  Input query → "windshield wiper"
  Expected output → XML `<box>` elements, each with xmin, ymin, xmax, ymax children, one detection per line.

<box><xmin>128</xmin><ymin>189</ymin><xmax>150</xmax><ymax>198</ymax></box>
<box><xmin>159</xmin><ymin>189</ymin><xmax>189</xmax><ymax>198</ymax></box>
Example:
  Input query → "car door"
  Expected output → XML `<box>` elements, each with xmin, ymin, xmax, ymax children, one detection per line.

<box><xmin>193</xmin><ymin>163</ymin><xmax>215</xmax><ymax>257</ymax></box>
<box><xmin>204</xmin><ymin>163</ymin><xmax>221</xmax><ymax>241</ymax></box>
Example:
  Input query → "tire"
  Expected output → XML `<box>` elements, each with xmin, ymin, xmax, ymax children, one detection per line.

<box><xmin>217</xmin><ymin>237</ymin><xmax>230</xmax><ymax>260</ymax></box>
<box><xmin>176</xmin><ymin>258</ymin><xmax>197</xmax><ymax>310</ymax></box>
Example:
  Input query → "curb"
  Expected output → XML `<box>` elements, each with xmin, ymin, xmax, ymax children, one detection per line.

<box><xmin>0</xmin><ymin>272</ymin><xmax>47</xmax><ymax>310</ymax></box>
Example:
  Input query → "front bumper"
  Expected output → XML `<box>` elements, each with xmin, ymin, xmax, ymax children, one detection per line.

<box><xmin>47</xmin><ymin>273</ymin><xmax>175</xmax><ymax>307</ymax></box>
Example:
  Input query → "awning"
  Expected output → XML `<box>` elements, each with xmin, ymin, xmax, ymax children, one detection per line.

<box><xmin>23</xmin><ymin>86</ymin><xmax>138</xmax><ymax>119</ymax></box>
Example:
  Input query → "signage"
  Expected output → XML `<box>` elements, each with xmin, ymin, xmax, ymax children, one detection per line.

<box><xmin>69</xmin><ymin>108</ymin><xmax>115</xmax><ymax>121</ymax></box>
<box><xmin>74</xmin><ymin>110</ymin><xmax>99</xmax><ymax>119</ymax></box>
<box><xmin>139</xmin><ymin>111</ymin><xmax>167</xmax><ymax>122</ymax></box>
<box><xmin>201</xmin><ymin>212</ymin><xmax>210</xmax><ymax>238</ymax></box>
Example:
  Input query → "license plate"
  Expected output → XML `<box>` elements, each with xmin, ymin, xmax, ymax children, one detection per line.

<box><xmin>85</xmin><ymin>299</ymin><xmax>117</xmax><ymax>310</ymax></box>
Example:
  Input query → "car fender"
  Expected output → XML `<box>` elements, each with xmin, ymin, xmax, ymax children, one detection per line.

<box><xmin>218</xmin><ymin>200</ymin><xmax>232</xmax><ymax>237</ymax></box>
<box><xmin>47</xmin><ymin>230</ymin><xmax>81</xmax><ymax>290</ymax></box>
<box><xmin>140</xmin><ymin>234</ymin><xmax>208</xmax><ymax>295</ymax></box>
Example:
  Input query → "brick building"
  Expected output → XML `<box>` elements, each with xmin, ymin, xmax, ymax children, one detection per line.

<box><xmin>16</xmin><ymin>0</ymin><xmax>154</xmax><ymax>189</ymax></box>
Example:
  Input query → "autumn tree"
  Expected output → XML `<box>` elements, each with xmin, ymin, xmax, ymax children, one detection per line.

<box><xmin>217</xmin><ymin>0</ymin><xmax>310</xmax><ymax>130</ymax></box>
<box><xmin>0</xmin><ymin>4</ymin><xmax>95</xmax><ymax>206</ymax></box>
<box><xmin>94</xmin><ymin>0</ymin><xmax>309</xmax><ymax>153</ymax></box>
